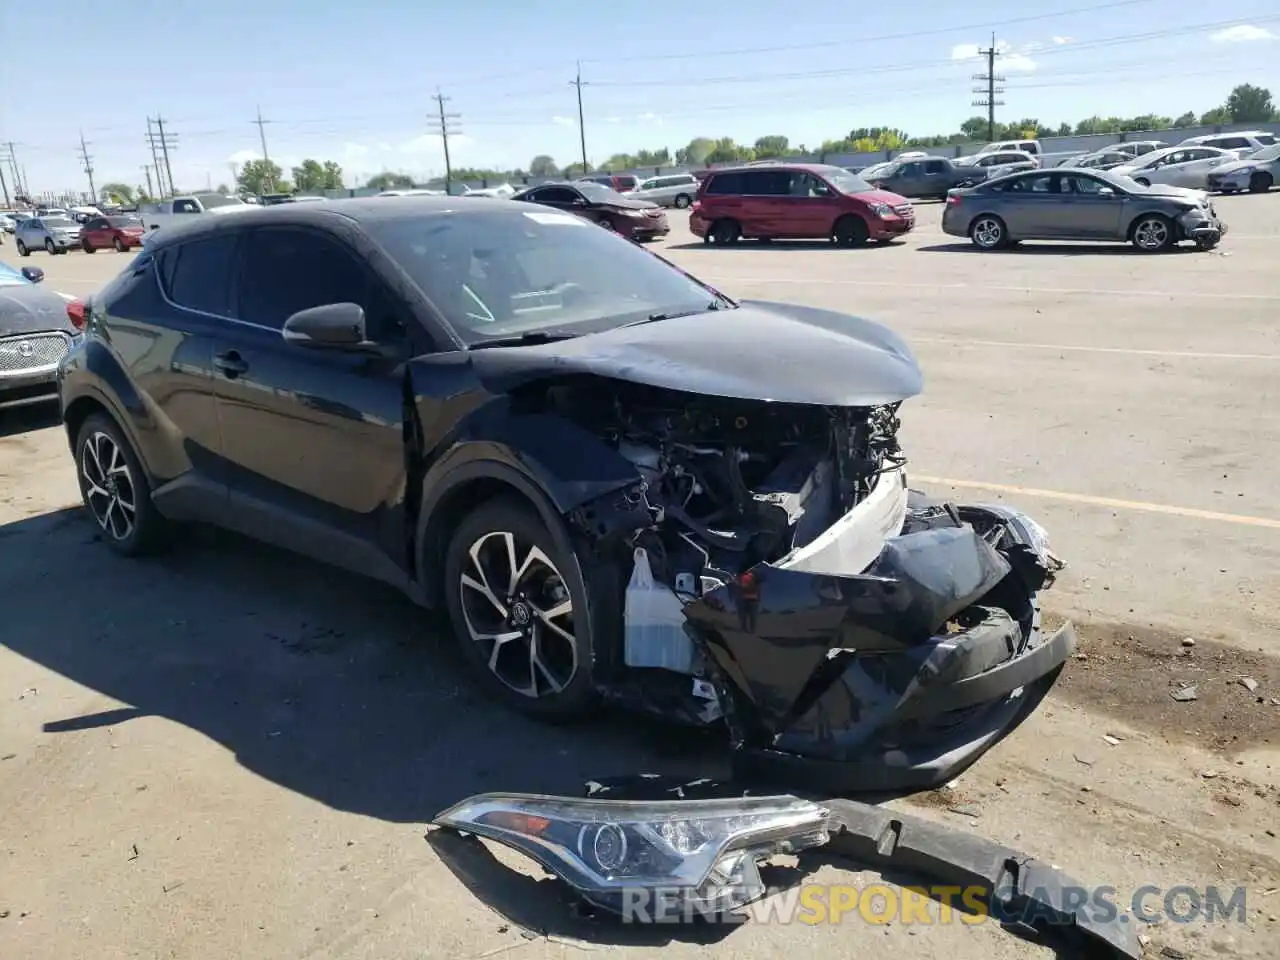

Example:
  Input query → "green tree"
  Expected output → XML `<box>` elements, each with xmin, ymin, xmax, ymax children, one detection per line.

<box><xmin>237</xmin><ymin>158</ymin><xmax>284</xmax><ymax>195</ymax></box>
<box><xmin>216</xmin><ymin>183</ymin><xmax>230</xmax><ymax>195</ymax></box>
<box><xmin>1225</xmin><ymin>83</ymin><xmax>1275</xmax><ymax>123</ymax></box>
<box><xmin>676</xmin><ymin>137</ymin><xmax>716</xmax><ymax>165</ymax></box>
<box><xmin>561</xmin><ymin>162</ymin><xmax>591</xmax><ymax>177</ymax></box>
<box><xmin>529</xmin><ymin>155</ymin><xmax>558</xmax><ymax>176</ymax></box>
<box><xmin>753</xmin><ymin>135</ymin><xmax>790</xmax><ymax>159</ymax></box>
<box><xmin>365</xmin><ymin>172</ymin><xmax>415</xmax><ymax>190</ymax></box>
<box><xmin>633</xmin><ymin>147</ymin><xmax>670</xmax><ymax>166</ymax></box>
<box><xmin>99</xmin><ymin>182</ymin><xmax>134</xmax><ymax>203</ymax></box>
<box><xmin>705</xmin><ymin>137</ymin><xmax>754</xmax><ymax>163</ymax></box>
<box><xmin>603</xmin><ymin>153</ymin><xmax>636</xmax><ymax>170</ymax></box>
<box><xmin>291</xmin><ymin>159</ymin><xmax>345</xmax><ymax>192</ymax></box>
<box><xmin>1199</xmin><ymin>106</ymin><xmax>1230</xmax><ymax>125</ymax></box>
<box><xmin>1173</xmin><ymin>111</ymin><xmax>1197</xmax><ymax>127</ymax></box>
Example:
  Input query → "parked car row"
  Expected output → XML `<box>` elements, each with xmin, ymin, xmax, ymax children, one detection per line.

<box><xmin>11</xmin><ymin>213</ymin><xmax>145</xmax><ymax>256</ymax></box>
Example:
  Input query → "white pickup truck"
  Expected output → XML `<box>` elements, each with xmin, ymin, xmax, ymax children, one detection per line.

<box><xmin>138</xmin><ymin>193</ymin><xmax>252</xmax><ymax>232</ymax></box>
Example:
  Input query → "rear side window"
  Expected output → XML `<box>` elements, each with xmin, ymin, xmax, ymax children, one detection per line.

<box><xmin>159</xmin><ymin>234</ymin><xmax>238</xmax><ymax>316</ymax></box>
<box><xmin>1257</xmin><ymin>134</ymin><xmax>1277</xmax><ymax>146</ymax></box>
<box><xmin>704</xmin><ymin>172</ymin><xmax>744</xmax><ymax>195</ymax></box>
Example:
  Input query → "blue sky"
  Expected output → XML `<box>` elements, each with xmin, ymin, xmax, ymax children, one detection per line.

<box><xmin>4</xmin><ymin>0</ymin><xmax>1279</xmax><ymax>194</ymax></box>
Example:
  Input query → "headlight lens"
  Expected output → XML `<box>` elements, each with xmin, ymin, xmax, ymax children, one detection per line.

<box><xmin>869</xmin><ymin>202</ymin><xmax>893</xmax><ymax>217</ymax></box>
<box><xmin>1235</xmin><ymin>167</ymin><xmax>1255</xmax><ymax>175</ymax></box>
<box><xmin>433</xmin><ymin>792</ymin><xmax>830</xmax><ymax>916</ymax></box>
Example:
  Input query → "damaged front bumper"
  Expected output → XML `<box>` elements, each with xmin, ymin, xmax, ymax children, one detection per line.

<box><xmin>431</xmin><ymin>783</ymin><xmax>1141</xmax><ymax>959</ymax></box>
<box><xmin>678</xmin><ymin>470</ymin><xmax>1074</xmax><ymax>793</ymax></box>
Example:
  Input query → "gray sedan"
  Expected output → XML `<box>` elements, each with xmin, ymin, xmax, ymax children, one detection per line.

<box><xmin>941</xmin><ymin>168</ymin><xmax>1226</xmax><ymax>252</ymax></box>
<box><xmin>15</xmin><ymin>216</ymin><xmax>82</xmax><ymax>256</ymax></box>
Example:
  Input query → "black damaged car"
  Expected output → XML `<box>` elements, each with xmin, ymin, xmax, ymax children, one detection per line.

<box><xmin>57</xmin><ymin>196</ymin><xmax>1076</xmax><ymax>792</ymax></box>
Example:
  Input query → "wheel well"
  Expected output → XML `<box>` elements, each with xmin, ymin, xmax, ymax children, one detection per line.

<box><xmin>833</xmin><ymin>213</ymin><xmax>866</xmax><ymax>232</ymax></box>
<box><xmin>62</xmin><ymin>395</ymin><xmax>110</xmax><ymax>449</ymax></box>
<box><xmin>417</xmin><ymin>476</ymin><xmax>542</xmax><ymax>607</ymax></box>
<box><xmin>1126</xmin><ymin>212</ymin><xmax>1169</xmax><ymax>240</ymax></box>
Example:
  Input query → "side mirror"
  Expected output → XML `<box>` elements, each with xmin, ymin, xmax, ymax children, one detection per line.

<box><xmin>282</xmin><ymin>302</ymin><xmax>368</xmax><ymax>348</ymax></box>
<box><xmin>572</xmin><ymin>197</ymin><xmax>588</xmax><ymax>206</ymax></box>
<box><xmin>21</xmin><ymin>266</ymin><xmax>44</xmax><ymax>283</ymax></box>
<box><xmin>1098</xmin><ymin>188</ymin><xmax>1115</xmax><ymax>196</ymax></box>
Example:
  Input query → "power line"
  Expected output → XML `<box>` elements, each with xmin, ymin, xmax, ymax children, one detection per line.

<box><xmin>146</xmin><ymin>116</ymin><xmax>178</xmax><ymax>196</ymax></box>
<box><xmin>432</xmin><ymin>90</ymin><xmax>462</xmax><ymax>192</ymax></box>
<box><xmin>570</xmin><ymin>62</ymin><xmax>589</xmax><ymax>171</ymax></box>
<box><xmin>77</xmin><ymin>131</ymin><xmax>96</xmax><ymax>201</ymax></box>
<box><xmin>252</xmin><ymin>105</ymin><xmax>276</xmax><ymax>191</ymax></box>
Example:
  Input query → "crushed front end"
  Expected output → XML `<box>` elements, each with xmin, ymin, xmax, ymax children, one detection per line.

<box><xmin>537</xmin><ymin>377</ymin><xmax>1074</xmax><ymax>792</ymax></box>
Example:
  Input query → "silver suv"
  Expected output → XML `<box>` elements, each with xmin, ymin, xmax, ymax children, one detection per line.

<box><xmin>631</xmin><ymin>173</ymin><xmax>700</xmax><ymax>208</ymax></box>
<box><xmin>15</xmin><ymin>216</ymin><xmax>82</xmax><ymax>256</ymax></box>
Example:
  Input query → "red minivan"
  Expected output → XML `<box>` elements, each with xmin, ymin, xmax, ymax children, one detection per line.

<box><xmin>689</xmin><ymin>163</ymin><xmax>914</xmax><ymax>246</ymax></box>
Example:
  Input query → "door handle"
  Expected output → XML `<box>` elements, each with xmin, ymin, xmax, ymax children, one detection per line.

<box><xmin>213</xmin><ymin>351</ymin><xmax>248</xmax><ymax>378</ymax></box>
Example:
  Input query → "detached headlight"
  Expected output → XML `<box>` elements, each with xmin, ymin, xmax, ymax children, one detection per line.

<box><xmin>433</xmin><ymin>792</ymin><xmax>830</xmax><ymax>918</ymax></box>
<box><xmin>868</xmin><ymin>202</ymin><xmax>893</xmax><ymax>218</ymax></box>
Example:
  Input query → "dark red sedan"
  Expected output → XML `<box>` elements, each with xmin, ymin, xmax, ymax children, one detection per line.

<box><xmin>80</xmin><ymin>215</ymin><xmax>146</xmax><ymax>253</ymax></box>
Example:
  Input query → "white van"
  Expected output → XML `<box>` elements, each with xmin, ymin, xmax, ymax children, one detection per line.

<box><xmin>976</xmin><ymin>139</ymin><xmax>1043</xmax><ymax>159</ymax></box>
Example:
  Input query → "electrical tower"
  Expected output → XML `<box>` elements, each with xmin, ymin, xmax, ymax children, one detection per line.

<box><xmin>971</xmin><ymin>35</ymin><xmax>1005</xmax><ymax>143</ymax></box>
<box><xmin>252</xmin><ymin>105</ymin><xmax>276</xmax><ymax>191</ymax></box>
<box><xmin>433</xmin><ymin>90</ymin><xmax>461</xmax><ymax>194</ymax></box>
<box><xmin>1</xmin><ymin>142</ymin><xmax>24</xmax><ymax>199</ymax></box>
<box><xmin>78</xmin><ymin>131</ymin><xmax>97</xmax><ymax>202</ymax></box>
<box><xmin>146</xmin><ymin>116</ymin><xmax>178</xmax><ymax>197</ymax></box>
<box><xmin>570</xmin><ymin>62</ymin><xmax>589</xmax><ymax>173</ymax></box>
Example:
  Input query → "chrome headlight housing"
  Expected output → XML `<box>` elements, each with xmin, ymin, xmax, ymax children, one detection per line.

<box><xmin>868</xmin><ymin>202</ymin><xmax>893</xmax><ymax>218</ymax></box>
<box><xmin>433</xmin><ymin>792</ymin><xmax>830</xmax><ymax>918</ymax></box>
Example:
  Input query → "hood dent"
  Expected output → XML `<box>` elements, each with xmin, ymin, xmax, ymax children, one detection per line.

<box><xmin>466</xmin><ymin>300</ymin><xmax>923</xmax><ymax>407</ymax></box>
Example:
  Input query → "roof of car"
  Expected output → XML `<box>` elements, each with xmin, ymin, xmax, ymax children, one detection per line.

<box><xmin>139</xmin><ymin>196</ymin><xmax>531</xmax><ymax>252</ymax></box>
<box><xmin>705</xmin><ymin>162</ymin><xmax>849</xmax><ymax>176</ymax></box>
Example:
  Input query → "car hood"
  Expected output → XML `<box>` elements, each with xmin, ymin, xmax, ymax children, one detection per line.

<box><xmin>466</xmin><ymin>299</ymin><xmax>923</xmax><ymax>406</ymax></box>
<box><xmin>854</xmin><ymin>189</ymin><xmax>910</xmax><ymax>205</ymax></box>
<box><xmin>1134</xmin><ymin>182</ymin><xmax>1207</xmax><ymax>202</ymax></box>
<box><xmin>0</xmin><ymin>284</ymin><xmax>76</xmax><ymax>337</ymax></box>
<box><xmin>603</xmin><ymin>195</ymin><xmax>660</xmax><ymax>210</ymax></box>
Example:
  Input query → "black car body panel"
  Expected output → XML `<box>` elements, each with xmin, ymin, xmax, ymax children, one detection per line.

<box><xmin>466</xmin><ymin>300</ymin><xmax>924</xmax><ymax>406</ymax></box>
<box><xmin>57</xmin><ymin>197</ymin><xmax>1072</xmax><ymax>795</ymax></box>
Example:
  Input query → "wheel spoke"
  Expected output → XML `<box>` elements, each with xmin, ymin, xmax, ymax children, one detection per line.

<box><xmin>511</xmin><ymin>544</ymin><xmax>555</xmax><ymax>594</ymax></box>
<box><xmin>461</xmin><ymin>571</ymin><xmax>507</xmax><ymax>618</ymax></box>
<box><xmin>530</xmin><ymin>624</ymin><xmax>565</xmax><ymax>695</ymax></box>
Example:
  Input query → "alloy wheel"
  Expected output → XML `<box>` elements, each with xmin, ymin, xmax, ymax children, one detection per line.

<box><xmin>1133</xmin><ymin>218</ymin><xmax>1169</xmax><ymax>250</ymax></box>
<box><xmin>80</xmin><ymin>431</ymin><xmax>137</xmax><ymax>541</ymax></box>
<box><xmin>458</xmin><ymin>529</ymin><xmax>578</xmax><ymax>698</ymax></box>
<box><xmin>45</xmin><ymin>239</ymin><xmax>56</xmax><ymax>254</ymax></box>
<box><xmin>972</xmin><ymin>217</ymin><xmax>1003</xmax><ymax>248</ymax></box>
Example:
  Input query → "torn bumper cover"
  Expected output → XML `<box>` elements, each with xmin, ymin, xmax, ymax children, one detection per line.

<box><xmin>431</xmin><ymin>788</ymin><xmax>1141</xmax><ymax>959</ymax></box>
<box><xmin>682</xmin><ymin>472</ymin><xmax>1075</xmax><ymax>792</ymax></box>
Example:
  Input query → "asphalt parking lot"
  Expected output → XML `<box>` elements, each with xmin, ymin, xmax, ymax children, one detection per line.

<box><xmin>2</xmin><ymin>196</ymin><xmax>1278</xmax><ymax>959</ymax></box>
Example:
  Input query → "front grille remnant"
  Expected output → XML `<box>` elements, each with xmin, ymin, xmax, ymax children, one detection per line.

<box><xmin>0</xmin><ymin>333</ymin><xmax>71</xmax><ymax>374</ymax></box>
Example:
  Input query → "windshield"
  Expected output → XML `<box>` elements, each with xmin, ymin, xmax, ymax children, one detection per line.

<box><xmin>196</xmin><ymin>193</ymin><xmax>245</xmax><ymax>209</ymax></box>
<box><xmin>44</xmin><ymin>217</ymin><xmax>77</xmax><ymax>228</ymax></box>
<box><xmin>368</xmin><ymin>209</ymin><xmax>726</xmax><ymax>345</ymax></box>
<box><xmin>0</xmin><ymin>262</ymin><xmax>28</xmax><ymax>286</ymax></box>
<box><xmin>573</xmin><ymin>181</ymin><xmax>627</xmax><ymax>203</ymax></box>
<box><xmin>861</xmin><ymin>162</ymin><xmax>896</xmax><ymax>178</ymax></box>
<box><xmin>816</xmin><ymin>166</ymin><xmax>874</xmax><ymax>194</ymax></box>
<box><xmin>107</xmin><ymin>216</ymin><xmax>142</xmax><ymax>227</ymax></box>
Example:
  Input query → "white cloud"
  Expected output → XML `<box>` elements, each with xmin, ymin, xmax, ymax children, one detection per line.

<box><xmin>603</xmin><ymin>116</ymin><xmax>622</xmax><ymax>124</ymax></box>
<box><xmin>951</xmin><ymin>39</ymin><xmax>1038</xmax><ymax>73</ymax></box>
<box><xmin>1210</xmin><ymin>24</ymin><xmax>1276</xmax><ymax>43</ymax></box>
<box><xmin>227</xmin><ymin>148</ymin><xmax>260</xmax><ymax>164</ymax></box>
<box><xmin>1052</xmin><ymin>35</ymin><xmax>1072</xmax><ymax>45</ymax></box>
<box><xmin>551</xmin><ymin>115</ymin><xmax>575</xmax><ymax>126</ymax></box>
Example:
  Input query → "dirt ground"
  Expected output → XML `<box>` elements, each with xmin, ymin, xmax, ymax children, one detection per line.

<box><xmin>2</xmin><ymin>194</ymin><xmax>1279</xmax><ymax>960</ymax></box>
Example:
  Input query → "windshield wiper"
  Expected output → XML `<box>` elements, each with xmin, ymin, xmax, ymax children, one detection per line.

<box><xmin>630</xmin><ymin>298</ymin><xmax>732</xmax><ymax>326</ymax></box>
<box><xmin>467</xmin><ymin>331</ymin><xmax>580</xmax><ymax>350</ymax></box>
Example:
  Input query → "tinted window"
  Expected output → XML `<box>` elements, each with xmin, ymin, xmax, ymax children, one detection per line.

<box><xmin>1008</xmin><ymin>174</ymin><xmax>1053</xmax><ymax>193</ymax></box>
<box><xmin>236</xmin><ymin>228</ymin><xmax>374</xmax><ymax>331</ymax></box>
<box><xmin>1217</xmin><ymin>138</ymin><xmax>1248</xmax><ymax>149</ymax></box>
<box><xmin>924</xmin><ymin>160</ymin><xmax>946</xmax><ymax>174</ymax></box>
<box><xmin>86</xmin><ymin>218</ymin><xmax>108</xmax><ymax>229</ymax></box>
<box><xmin>1256</xmin><ymin>134</ymin><xmax>1277</xmax><ymax>146</ymax></box>
<box><xmin>898</xmin><ymin>162</ymin><xmax>922</xmax><ymax>177</ymax></box>
<box><xmin>705</xmin><ymin>172</ymin><xmax>744</xmax><ymax>195</ymax></box>
<box><xmin>162</xmin><ymin>234</ymin><xmax>238</xmax><ymax>316</ymax></box>
<box><xmin>107</xmin><ymin>216</ymin><xmax>141</xmax><ymax>228</ymax></box>
<box><xmin>534</xmin><ymin>187</ymin><xmax>579</xmax><ymax>204</ymax></box>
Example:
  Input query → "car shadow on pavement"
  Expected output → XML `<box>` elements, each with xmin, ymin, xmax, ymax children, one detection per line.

<box><xmin>1</xmin><ymin>507</ymin><xmax>732</xmax><ymax>830</ymax></box>
<box><xmin>0</xmin><ymin>404</ymin><xmax>61</xmax><ymax>439</ymax></box>
<box><xmin>916</xmin><ymin>242</ymin><xmax>1201</xmax><ymax>256</ymax></box>
<box><xmin>665</xmin><ymin>240</ymin><xmax>905</xmax><ymax>252</ymax></box>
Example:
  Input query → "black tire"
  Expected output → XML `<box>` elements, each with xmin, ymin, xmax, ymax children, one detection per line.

<box><xmin>969</xmin><ymin>214</ymin><xmax>1008</xmax><ymax>250</ymax></box>
<box><xmin>673</xmin><ymin>193</ymin><xmax>692</xmax><ymax>209</ymax></box>
<box><xmin>1249</xmin><ymin>172</ymin><xmax>1273</xmax><ymax>194</ymax></box>
<box><xmin>1129</xmin><ymin>214</ymin><xmax>1174</xmax><ymax>252</ymax></box>
<box><xmin>74</xmin><ymin>412</ymin><xmax>169</xmax><ymax>556</ymax></box>
<box><xmin>114</xmin><ymin>237</ymin><xmax>126</xmax><ymax>252</ymax></box>
<box><xmin>833</xmin><ymin>215</ymin><xmax>869</xmax><ymax>247</ymax></box>
<box><xmin>709</xmin><ymin>219</ymin><xmax>740</xmax><ymax>245</ymax></box>
<box><xmin>1133</xmin><ymin>177</ymin><xmax>1150</xmax><ymax>187</ymax></box>
<box><xmin>443</xmin><ymin>497</ymin><xmax>598</xmax><ymax>719</ymax></box>
<box><xmin>16</xmin><ymin>240</ymin><xmax>28</xmax><ymax>257</ymax></box>
<box><xmin>598</xmin><ymin>217</ymin><xmax>617</xmax><ymax>232</ymax></box>
<box><xmin>82</xmin><ymin>238</ymin><xmax>95</xmax><ymax>253</ymax></box>
<box><xmin>45</xmin><ymin>238</ymin><xmax>56</xmax><ymax>254</ymax></box>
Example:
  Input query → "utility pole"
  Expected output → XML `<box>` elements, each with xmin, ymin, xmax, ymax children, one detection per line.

<box><xmin>2</xmin><ymin>142</ymin><xmax>23</xmax><ymax>197</ymax></box>
<box><xmin>146</xmin><ymin>115</ymin><xmax>178</xmax><ymax>196</ymax></box>
<box><xmin>433</xmin><ymin>89</ymin><xmax>461</xmax><ymax>194</ymax></box>
<box><xmin>141</xmin><ymin>165</ymin><xmax>155</xmax><ymax>201</ymax></box>
<box><xmin>971</xmin><ymin>34</ymin><xmax>1005</xmax><ymax>143</ymax></box>
<box><xmin>77</xmin><ymin>131</ymin><xmax>97</xmax><ymax>202</ymax></box>
<box><xmin>145</xmin><ymin>119</ymin><xmax>162</xmax><ymax>195</ymax></box>
<box><xmin>0</xmin><ymin>162</ymin><xmax>9</xmax><ymax>208</ymax></box>
<box><xmin>570</xmin><ymin>62</ymin><xmax>589</xmax><ymax>173</ymax></box>
<box><xmin>252</xmin><ymin>105</ymin><xmax>275</xmax><ymax>191</ymax></box>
